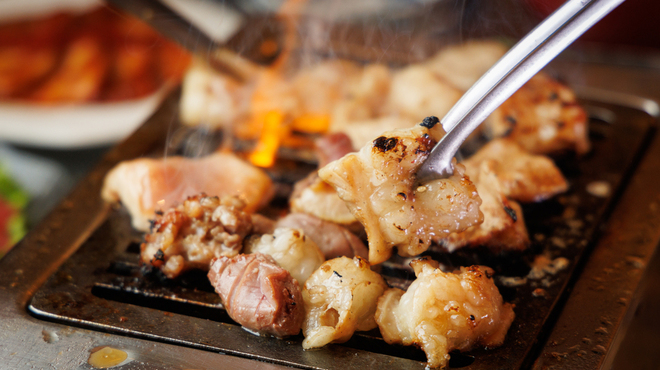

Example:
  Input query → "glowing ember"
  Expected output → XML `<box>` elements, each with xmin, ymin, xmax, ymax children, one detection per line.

<box><xmin>249</xmin><ymin>110</ymin><xmax>286</xmax><ymax>167</ymax></box>
<box><xmin>292</xmin><ymin>114</ymin><xmax>330</xmax><ymax>134</ymax></box>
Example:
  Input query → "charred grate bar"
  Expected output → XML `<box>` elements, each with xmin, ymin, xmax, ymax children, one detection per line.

<box><xmin>28</xmin><ymin>96</ymin><xmax>656</xmax><ymax>369</ymax></box>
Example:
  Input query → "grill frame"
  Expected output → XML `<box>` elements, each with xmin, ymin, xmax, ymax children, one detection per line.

<box><xmin>18</xmin><ymin>86</ymin><xmax>658</xmax><ymax>370</ymax></box>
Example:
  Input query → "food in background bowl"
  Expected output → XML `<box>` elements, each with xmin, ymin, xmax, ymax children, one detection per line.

<box><xmin>0</xmin><ymin>6</ymin><xmax>191</xmax><ymax>104</ymax></box>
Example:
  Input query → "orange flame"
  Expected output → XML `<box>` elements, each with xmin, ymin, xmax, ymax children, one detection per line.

<box><xmin>248</xmin><ymin>110</ymin><xmax>287</xmax><ymax>167</ymax></box>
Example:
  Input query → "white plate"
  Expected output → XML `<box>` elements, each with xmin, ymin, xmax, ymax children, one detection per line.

<box><xmin>0</xmin><ymin>89</ymin><xmax>168</xmax><ymax>149</ymax></box>
<box><xmin>0</xmin><ymin>0</ymin><xmax>169</xmax><ymax>149</ymax></box>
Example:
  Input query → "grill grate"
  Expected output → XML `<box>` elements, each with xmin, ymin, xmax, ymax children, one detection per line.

<box><xmin>28</xmin><ymin>97</ymin><xmax>655</xmax><ymax>369</ymax></box>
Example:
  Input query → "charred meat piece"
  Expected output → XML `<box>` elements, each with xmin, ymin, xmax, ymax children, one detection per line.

<box><xmin>302</xmin><ymin>256</ymin><xmax>388</xmax><ymax>349</ymax></box>
<box><xmin>375</xmin><ymin>258</ymin><xmax>515</xmax><ymax>369</ymax></box>
<box><xmin>319</xmin><ymin>121</ymin><xmax>483</xmax><ymax>264</ymax></box>
<box><xmin>484</xmin><ymin>72</ymin><xmax>589</xmax><ymax>155</ymax></box>
<box><xmin>141</xmin><ymin>195</ymin><xmax>253</xmax><ymax>279</ymax></box>
<box><xmin>208</xmin><ymin>253</ymin><xmax>304</xmax><ymax>338</ymax></box>
<box><xmin>102</xmin><ymin>152</ymin><xmax>274</xmax><ymax>232</ymax></box>
<box><xmin>275</xmin><ymin>213</ymin><xmax>368</xmax><ymax>260</ymax></box>
<box><xmin>463</xmin><ymin>138</ymin><xmax>568</xmax><ymax>203</ymax></box>
<box><xmin>244</xmin><ymin>227</ymin><xmax>325</xmax><ymax>284</ymax></box>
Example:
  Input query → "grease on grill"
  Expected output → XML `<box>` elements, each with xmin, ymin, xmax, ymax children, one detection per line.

<box><xmin>88</xmin><ymin>346</ymin><xmax>128</xmax><ymax>368</ymax></box>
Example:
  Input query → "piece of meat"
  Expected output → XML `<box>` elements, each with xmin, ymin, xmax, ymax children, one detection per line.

<box><xmin>334</xmin><ymin>115</ymin><xmax>415</xmax><ymax>151</ymax></box>
<box><xmin>423</xmin><ymin>40</ymin><xmax>508</xmax><ymax>92</ymax></box>
<box><xmin>244</xmin><ymin>227</ymin><xmax>325</xmax><ymax>284</ymax></box>
<box><xmin>386</xmin><ymin>65</ymin><xmax>462</xmax><ymax>123</ymax></box>
<box><xmin>440</xmin><ymin>164</ymin><xmax>529</xmax><ymax>252</ymax></box>
<box><xmin>28</xmin><ymin>34</ymin><xmax>108</xmax><ymax>103</ymax></box>
<box><xmin>483</xmin><ymin>72</ymin><xmax>589</xmax><ymax>155</ymax></box>
<box><xmin>290</xmin><ymin>59</ymin><xmax>362</xmax><ymax>117</ymax></box>
<box><xmin>179</xmin><ymin>61</ymin><xmax>251</xmax><ymax>129</ymax></box>
<box><xmin>140</xmin><ymin>194</ymin><xmax>253</xmax><ymax>279</ymax></box>
<box><xmin>102</xmin><ymin>40</ymin><xmax>156</xmax><ymax>101</ymax></box>
<box><xmin>463</xmin><ymin>138</ymin><xmax>568</xmax><ymax>202</ymax></box>
<box><xmin>0</xmin><ymin>45</ymin><xmax>57</xmax><ymax>98</ymax></box>
<box><xmin>102</xmin><ymin>152</ymin><xmax>274</xmax><ymax>232</ymax></box>
<box><xmin>330</xmin><ymin>63</ymin><xmax>391</xmax><ymax>134</ymax></box>
<box><xmin>289</xmin><ymin>172</ymin><xmax>360</xmax><ymax>231</ymax></box>
<box><xmin>250</xmin><ymin>213</ymin><xmax>276</xmax><ymax>235</ymax></box>
<box><xmin>208</xmin><ymin>253</ymin><xmax>304</xmax><ymax>338</ymax></box>
<box><xmin>375</xmin><ymin>258</ymin><xmax>515</xmax><ymax>369</ymax></box>
<box><xmin>275</xmin><ymin>213</ymin><xmax>368</xmax><ymax>260</ymax></box>
<box><xmin>302</xmin><ymin>256</ymin><xmax>388</xmax><ymax>349</ymax></box>
<box><xmin>319</xmin><ymin>120</ymin><xmax>483</xmax><ymax>264</ymax></box>
<box><xmin>314</xmin><ymin>133</ymin><xmax>355</xmax><ymax>168</ymax></box>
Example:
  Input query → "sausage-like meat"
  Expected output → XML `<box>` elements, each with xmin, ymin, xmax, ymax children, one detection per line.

<box><xmin>208</xmin><ymin>253</ymin><xmax>304</xmax><ymax>338</ymax></box>
<box><xmin>276</xmin><ymin>213</ymin><xmax>368</xmax><ymax>260</ymax></box>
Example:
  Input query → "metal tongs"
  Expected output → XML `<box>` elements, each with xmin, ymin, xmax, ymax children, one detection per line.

<box><xmin>416</xmin><ymin>0</ymin><xmax>625</xmax><ymax>184</ymax></box>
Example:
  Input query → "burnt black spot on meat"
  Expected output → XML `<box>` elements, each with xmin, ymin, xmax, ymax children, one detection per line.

<box><xmin>148</xmin><ymin>219</ymin><xmax>156</xmax><ymax>232</ymax></box>
<box><xmin>420</xmin><ymin>116</ymin><xmax>440</xmax><ymax>128</ymax></box>
<box><xmin>549</xmin><ymin>92</ymin><xmax>559</xmax><ymax>101</ymax></box>
<box><xmin>333</xmin><ymin>271</ymin><xmax>343</xmax><ymax>278</ymax></box>
<box><xmin>398</xmin><ymin>192</ymin><xmax>407</xmax><ymax>200</ymax></box>
<box><xmin>485</xmin><ymin>269</ymin><xmax>493</xmax><ymax>279</ymax></box>
<box><xmin>503</xmin><ymin>204</ymin><xmax>518</xmax><ymax>222</ymax></box>
<box><xmin>506</xmin><ymin>115</ymin><xmax>517</xmax><ymax>126</ymax></box>
<box><xmin>154</xmin><ymin>249</ymin><xmax>165</xmax><ymax>261</ymax></box>
<box><xmin>155</xmin><ymin>210</ymin><xmax>164</xmax><ymax>216</ymax></box>
<box><xmin>469</xmin><ymin>315</ymin><xmax>475</xmax><ymax>320</ymax></box>
<box><xmin>373</xmin><ymin>136</ymin><xmax>398</xmax><ymax>152</ymax></box>
<box><xmin>557</xmin><ymin>121</ymin><xmax>566</xmax><ymax>128</ymax></box>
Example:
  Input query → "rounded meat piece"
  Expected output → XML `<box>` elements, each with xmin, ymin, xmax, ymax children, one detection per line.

<box><xmin>275</xmin><ymin>213</ymin><xmax>368</xmax><ymax>260</ymax></box>
<box><xmin>302</xmin><ymin>256</ymin><xmax>388</xmax><ymax>349</ymax></box>
<box><xmin>208</xmin><ymin>253</ymin><xmax>304</xmax><ymax>338</ymax></box>
<box><xmin>244</xmin><ymin>227</ymin><xmax>325</xmax><ymax>284</ymax></box>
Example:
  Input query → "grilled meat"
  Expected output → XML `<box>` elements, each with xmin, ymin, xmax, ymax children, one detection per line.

<box><xmin>140</xmin><ymin>194</ymin><xmax>252</xmax><ymax>279</ymax></box>
<box><xmin>289</xmin><ymin>172</ymin><xmax>360</xmax><ymax>231</ymax></box>
<box><xmin>275</xmin><ymin>213</ymin><xmax>368</xmax><ymax>260</ymax></box>
<box><xmin>424</xmin><ymin>40</ymin><xmax>508</xmax><ymax>92</ymax></box>
<box><xmin>440</xmin><ymin>164</ymin><xmax>530</xmax><ymax>252</ymax></box>
<box><xmin>244</xmin><ymin>227</ymin><xmax>325</xmax><ymax>284</ymax></box>
<box><xmin>463</xmin><ymin>138</ymin><xmax>568</xmax><ymax>203</ymax></box>
<box><xmin>375</xmin><ymin>258</ymin><xmax>515</xmax><ymax>369</ymax></box>
<box><xmin>102</xmin><ymin>152</ymin><xmax>274</xmax><ymax>231</ymax></box>
<box><xmin>208</xmin><ymin>253</ymin><xmax>304</xmax><ymax>338</ymax></box>
<box><xmin>484</xmin><ymin>72</ymin><xmax>589</xmax><ymax>155</ymax></box>
<box><xmin>319</xmin><ymin>120</ymin><xmax>483</xmax><ymax>264</ymax></box>
<box><xmin>302</xmin><ymin>256</ymin><xmax>388</xmax><ymax>349</ymax></box>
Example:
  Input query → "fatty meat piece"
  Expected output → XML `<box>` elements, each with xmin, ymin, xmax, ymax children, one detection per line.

<box><xmin>319</xmin><ymin>120</ymin><xmax>483</xmax><ymax>264</ymax></box>
<box><xmin>102</xmin><ymin>152</ymin><xmax>274</xmax><ymax>231</ymax></box>
<box><xmin>375</xmin><ymin>258</ymin><xmax>515</xmax><ymax>368</ymax></box>
<box><xmin>302</xmin><ymin>256</ymin><xmax>388</xmax><ymax>349</ymax></box>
